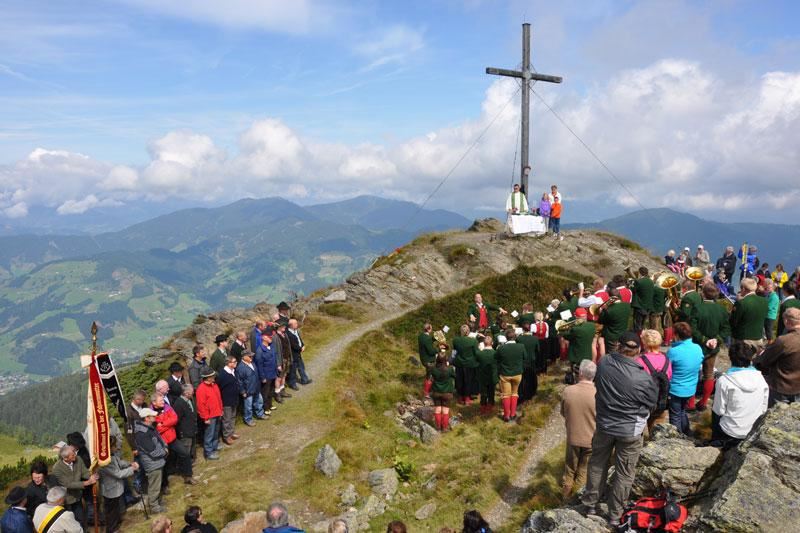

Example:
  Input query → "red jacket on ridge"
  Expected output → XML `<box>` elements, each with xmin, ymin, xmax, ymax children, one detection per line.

<box><xmin>196</xmin><ymin>382</ymin><xmax>223</xmax><ymax>421</ymax></box>
<box><xmin>155</xmin><ymin>404</ymin><xmax>178</xmax><ymax>444</ymax></box>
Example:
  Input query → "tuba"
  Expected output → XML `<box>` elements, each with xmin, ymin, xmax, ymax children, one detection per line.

<box><xmin>654</xmin><ymin>271</ymin><xmax>682</xmax><ymax>317</ymax></box>
<box><xmin>685</xmin><ymin>266</ymin><xmax>705</xmax><ymax>291</ymax></box>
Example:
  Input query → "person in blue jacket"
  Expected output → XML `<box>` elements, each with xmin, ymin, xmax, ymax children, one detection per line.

<box><xmin>255</xmin><ymin>327</ymin><xmax>280</xmax><ymax>415</ymax></box>
<box><xmin>1</xmin><ymin>486</ymin><xmax>33</xmax><ymax>533</ymax></box>
<box><xmin>235</xmin><ymin>350</ymin><xmax>265</xmax><ymax>426</ymax></box>
<box><xmin>666</xmin><ymin>322</ymin><xmax>704</xmax><ymax>435</ymax></box>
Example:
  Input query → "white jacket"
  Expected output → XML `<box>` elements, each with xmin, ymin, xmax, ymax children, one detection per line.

<box><xmin>712</xmin><ymin>367</ymin><xmax>769</xmax><ymax>439</ymax></box>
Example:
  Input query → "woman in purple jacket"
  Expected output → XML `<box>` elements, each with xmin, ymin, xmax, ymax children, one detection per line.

<box><xmin>538</xmin><ymin>192</ymin><xmax>551</xmax><ymax>231</ymax></box>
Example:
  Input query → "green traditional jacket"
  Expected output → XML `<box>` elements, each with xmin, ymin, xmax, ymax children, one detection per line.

<box><xmin>476</xmin><ymin>348</ymin><xmax>499</xmax><ymax>387</ymax></box>
<box><xmin>599</xmin><ymin>302</ymin><xmax>632</xmax><ymax>343</ymax></box>
<box><xmin>778</xmin><ymin>297</ymin><xmax>800</xmax><ymax>336</ymax></box>
<box><xmin>417</xmin><ymin>332</ymin><xmax>437</xmax><ymax>366</ymax></box>
<box><xmin>564</xmin><ymin>321</ymin><xmax>596</xmax><ymax>364</ymax></box>
<box><xmin>494</xmin><ymin>342</ymin><xmax>526</xmax><ymax>376</ymax></box>
<box><xmin>692</xmin><ymin>300</ymin><xmax>731</xmax><ymax>356</ymax></box>
<box><xmin>516</xmin><ymin>334</ymin><xmax>539</xmax><ymax>369</ymax></box>
<box><xmin>452</xmin><ymin>335</ymin><xmax>480</xmax><ymax>368</ymax></box>
<box><xmin>651</xmin><ymin>286</ymin><xmax>667</xmax><ymax>315</ymax></box>
<box><xmin>209</xmin><ymin>348</ymin><xmax>226</xmax><ymax>373</ymax></box>
<box><xmin>678</xmin><ymin>290</ymin><xmax>702</xmax><ymax>325</ymax></box>
<box><xmin>468</xmin><ymin>302</ymin><xmax>501</xmax><ymax>327</ymax></box>
<box><xmin>518</xmin><ymin>312</ymin><xmax>536</xmax><ymax>327</ymax></box>
<box><xmin>730</xmin><ymin>293</ymin><xmax>769</xmax><ymax>341</ymax></box>
<box><xmin>632</xmin><ymin>277</ymin><xmax>655</xmax><ymax>311</ymax></box>
<box><xmin>430</xmin><ymin>366</ymin><xmax>456</xmax><ymax>394</ymax></box>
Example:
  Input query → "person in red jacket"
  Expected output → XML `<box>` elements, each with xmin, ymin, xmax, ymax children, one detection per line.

<box><xmin>152</xmin><ymin>391</ymin><xmax>191</xmax><ymax>492</ymax></box>
<box><xmin>196</xmin><ymin>369</ymin><xmax>224</xmax><ymax>460</ymax></box>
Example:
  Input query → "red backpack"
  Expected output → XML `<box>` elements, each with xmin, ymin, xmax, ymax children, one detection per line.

<box><xmin>616</xmin><ymin>490</ymin><xmax>688</xmax><ymax>532</ymax></box>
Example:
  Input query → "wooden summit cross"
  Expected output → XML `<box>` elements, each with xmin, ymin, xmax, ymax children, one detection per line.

<box><xmin>486</xmin><ymin>23</ymin><xmax>562</xmax><ymax>198</ymax></box>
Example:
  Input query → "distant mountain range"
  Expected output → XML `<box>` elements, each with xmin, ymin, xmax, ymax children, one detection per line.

<box><xmin>0</xmin><ymin>196</ymin><xmax>469</xmax><ymax>379</ymax></box>
<box><xmin>567</xmin><ymin>208</ymin><xmax>800</xmax><ymax>268</ymax></box>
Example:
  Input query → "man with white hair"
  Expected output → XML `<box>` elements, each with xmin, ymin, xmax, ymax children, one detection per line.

<box><xmin>50</xmin><ymin>445</ymin><xmax>97</xmax><ymax>526</ymax></box>
<box><xmin>155</xmin><ymin>379</ymin><xmax>171</xmax><ymax>408</ymax></box>
<box><xmin>754</xmin><ymin>307</ymin><xmax>800</xmax><ymax>406</ymax></box>
<box><xmin>32</xmin><ymin>486</ymin><xmax>82</xmax><ymax>532</ymax></box>
<box><xmin>731</xmin><ymin>277</ymin><xmax>769</xmax><ymax>353</ymax></box>
<box><xmin>560</xmin><ymin>359</ymin><xmax>597</xmax><ymax>497</ymax></box>
<box><xmin>263</xmin><ymin>502</ymin><xmax>303</xmax><ymax>533</ymax></box>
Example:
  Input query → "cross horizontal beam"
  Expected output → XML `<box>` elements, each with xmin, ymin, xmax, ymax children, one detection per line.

<box><xmin>485</xmin><ymin>67</ymin><xmax>562</xmax><ymax>84</ymax></box>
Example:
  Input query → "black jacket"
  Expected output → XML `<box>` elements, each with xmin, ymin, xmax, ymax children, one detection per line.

<box><xmin>172</xmin><ymin>396</ymin><xmax>197</xmax><ymax>439</ymax></box>
<box><xmin>288</xmin><ymin>330</ymin><xmax>303</xmax><ymax>357</ymax></box>
<box><xmin>167</xmin><ymin>375</ymin><xmax>184</xmax><ymax>404</ymax></box>
<box><xmin>716</xmin><ymin>254</ymin><xmax>737</xmax><ymax>278</ymax></box>
<box><xmin>230</xmin><ymin>340</ymin><xmax>246</xmax><ymax>362</ymax></box>
<box><xmin>216</xmin><ymin>368</ymin><xmax>242</xmax><ymax>407</ymax></box>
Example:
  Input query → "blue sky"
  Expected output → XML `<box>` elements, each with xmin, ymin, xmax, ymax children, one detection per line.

<box><xmin>1</xmin><ymin>0</ymin><xmax>800</xmax><ymax>225</ymax></box>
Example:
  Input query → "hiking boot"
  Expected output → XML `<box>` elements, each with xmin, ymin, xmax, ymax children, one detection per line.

<box><xmin>244</xmin><ymin>420</ymin><xmax>256</xmax><ymax>427</ymax></box>
<box><xmin>300</xmin><ymin>379</ymin><xmax>313</xmax><ymax>385</ymax></box>
<box><xmin>205</xmin><ymin>453</ymin><xmax>220</xmax><ymax>460</ymax></box>
<box><xmin>281</xmin><ymin>391</ymin><xmax>292</xmax><ymax>398</ymax></box>
<box><xmin>274</xmin><ymin>395</ymin><xmax>284</xmax><ymax>403</ymax></box>
<box><xmin>184</xmin><ymin>477</ymin><xmax>198</xmax><ymax>485</ymax></box>
<box><xmin>288</xmin><ymin>384</ymin><xmax>300</xmax><ymax>391</ymax></box>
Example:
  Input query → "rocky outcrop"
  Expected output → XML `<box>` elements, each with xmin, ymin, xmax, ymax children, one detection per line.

<box><xmin>632</xmin><ymin>423</ymin><xmax>721</xmax><ymax>497</ymax></box>
<box><xmin>141</xmin><ymin>225</ymin><xmax>662</xmax><ymax>368</ymax></box>
<box><xmin>692</xmin><ymin>403</ymin><xmax>800</xmax><ymax>532</ymax></box>
<box><xmin>521</xmin><ymin>508</ymin><xmax>609</xmax><ymax>532</ymax></box>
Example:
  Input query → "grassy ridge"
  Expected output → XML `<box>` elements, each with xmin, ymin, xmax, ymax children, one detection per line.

<box><xmin>285</xmin><ymin>265</ymin><xmax>591</xmax><ymax>531</ymax></box>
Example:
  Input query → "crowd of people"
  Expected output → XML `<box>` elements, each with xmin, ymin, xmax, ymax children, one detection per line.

<box><xmin>416</xmin><ymin>257</ymin><xmax>800</xmax><ymax>528</ymax></box>
<box><xmin>0</xmin><ymin>301</ymin><xmax>313</xmax><ymax>533</ymax></box>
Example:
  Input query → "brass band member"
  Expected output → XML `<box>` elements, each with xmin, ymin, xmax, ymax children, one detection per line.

<box><xmin>689</xmin><ymin>284</ymin><xmax>731</xmax><ymax>411</ymax></box>
<box><xmin>632</xmin><ymin>267</ymin><xmax>654</xmax><ymax>333</ymax></box>
<box><xmin>598</xmin><ymin>288</ymin><xmax>631</xmax><ymax>355</ymax></box>
<box><xmin>418</xmin><ymin>323</ymin><xmax>437</xmax><ymax>398</ymax></box>
<box><xmin>467</xmin><ymin>293</ymin><xmax>506</xmax><ymax>332</ymax></box>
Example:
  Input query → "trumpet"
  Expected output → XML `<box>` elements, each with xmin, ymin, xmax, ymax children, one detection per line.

<box><xmin>555</xmin><ymin>317</ymin><xmax>585</xmax><ymax>333</ymax></box>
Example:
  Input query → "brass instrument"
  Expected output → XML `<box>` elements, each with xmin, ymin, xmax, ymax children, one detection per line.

<box><xmin>654</xmin><ymin>270</ymin><xmax>682</xmax><ymax>317</ymax></box>
<box><xmin>685</xmin><ymin>266</ymin><xmax>705</xmax><ymax>291</ymax></box>
<box><xmin>624</xmin><ymin>266</ymin><xmax>639</xmax><ymax>288</ymax></box>
<box><xmin>588</xmin><ymin>296</ymin><xmax>620</xmax><ymax>318</ymax></box>
<box><xmin>555</xmin><ymin>317</ymin><xmax>585</xmax><ymax>333</ymax></box>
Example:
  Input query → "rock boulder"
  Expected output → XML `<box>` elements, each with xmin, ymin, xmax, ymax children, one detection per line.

<box><xmin>694</xmin><ymin>403</ymin><xmax>800</xmax><ymax>532</ymax></box>
<box><xmin>521</xmin><ymin>508</ymin><xmax>609</xmax><ymax>532</ymax></box>
<box><xmin>315</xmin><ymin>444</ymin><xmax>342</xmax><ymax>478</ymax></box>
<box><xmin>368</xmin><ymin>468</ymin><xmax>398</xmax><ymax>498</ymax></box>
<box><xmin>632</xmin><ymin>423</ymin><xmax>721</xmax><ymax>497</ymax></box>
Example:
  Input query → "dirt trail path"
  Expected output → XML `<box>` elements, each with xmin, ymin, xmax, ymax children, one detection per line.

<box><xmin>485</xmin><ymin>403</ymin><xmax>566</xmax><ymax>530</ymax></box>
<box><xmin>128</xmin><ymin>309</ymin><xmax>409</xmax><ymax>531</ymax></box>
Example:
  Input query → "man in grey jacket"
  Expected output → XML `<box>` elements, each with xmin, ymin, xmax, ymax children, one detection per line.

<box><xmin>580</xmin><ymin>331</ymin><xmax>658</xmax><ymax>526</ymax></box>
<box><xmin>134</xmin><ymin>408</ymin><xmax>168</xmax><ymax>514</ymax></box>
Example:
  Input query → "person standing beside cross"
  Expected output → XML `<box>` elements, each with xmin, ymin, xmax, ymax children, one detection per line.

<box><xmin>506</xmin><ymin>183</ymin><xmax>529</xmax><ymax>214</ymax></box>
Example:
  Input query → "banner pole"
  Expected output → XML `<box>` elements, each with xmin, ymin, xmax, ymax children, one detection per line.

<box><xmin>91</xmin><ymin>322</ymin><xmax>100</xmax><ymax>533</ymax></box>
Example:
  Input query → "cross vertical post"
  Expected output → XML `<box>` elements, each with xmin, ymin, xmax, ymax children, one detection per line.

<box><xmin>521</xmin><ymin>23</ymin><xmax>530</xmax><ymax>193</ymax></box>
<box><xmin>486</xmin><ymin>23</ymin><xmax>563</xmax><ymax>200</ymax></box>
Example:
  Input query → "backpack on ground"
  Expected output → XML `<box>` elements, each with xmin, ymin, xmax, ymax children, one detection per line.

<box><xmin>616</xmin><ymin>490</ymin><xmax>688</xmax><ymax>532</ymax></box>
<box><xmin>641</xmin><ymin>354</ymin><xmax>670</xmax><ymax>414</ymax></box>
